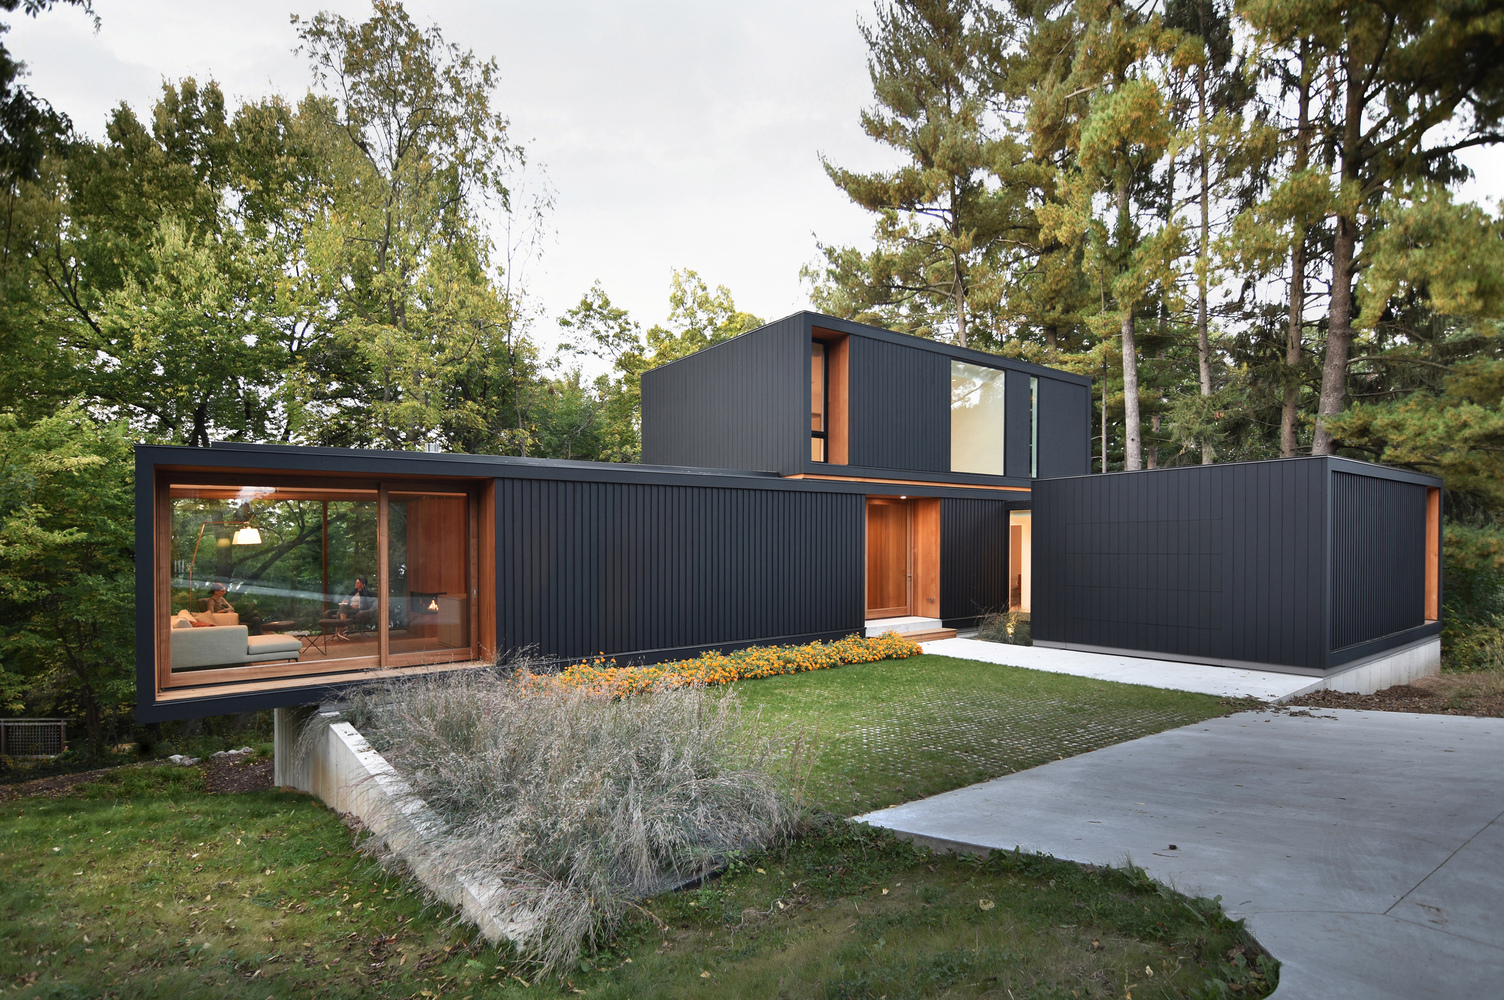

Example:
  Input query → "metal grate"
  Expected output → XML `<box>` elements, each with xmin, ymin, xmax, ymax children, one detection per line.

<box><xmin>0</xmin><ymin>718</ymin><xmax>67</xmax><ymax>758</ymax></box>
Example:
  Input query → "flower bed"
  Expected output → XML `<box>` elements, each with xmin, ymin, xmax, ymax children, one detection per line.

<box><xmin>536</xmin><ymin>631</ymin><xmax>923</xmax><ymax>698</ymax></box>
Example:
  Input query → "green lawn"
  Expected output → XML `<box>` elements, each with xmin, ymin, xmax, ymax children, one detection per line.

<box><xmin>0</xmin><ymin>654</ymin><xmax>1273</xmax><ymax>999</ymax></box>
<box><xmin>736</xmin><ymin>653</ymin><xmax>1252</xmax><ymax>814</ymax></box>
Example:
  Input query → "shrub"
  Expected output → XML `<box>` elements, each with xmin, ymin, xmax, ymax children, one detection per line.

<box><xmin>341</xmin><ymin>671</ymin><xmax>813</xmax><ymax>975</ymax></box>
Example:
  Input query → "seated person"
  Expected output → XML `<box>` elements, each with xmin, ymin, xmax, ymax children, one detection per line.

<box><xmin>341</xmin><ymin>577</ymin><xmax>377</xmax><ymax>624</ymax></box>
<box><xmin>202</xmin><ymin>582</ymin><xmax>234</xmax><ymax>615</ymax></box>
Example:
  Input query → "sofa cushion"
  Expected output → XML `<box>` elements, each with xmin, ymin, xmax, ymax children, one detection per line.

<box><xmin>246</xmin><ymin>633</ymin><xmax>301</xmax><ymax>658</ymax></box>
<box><xmin>170</xmin><ymin>626</ymin><xmax>300</xmax><ymax>671</ymax></box>
<box><xmin>171</xmin><ymin>625</ymin><xmax>252</xmax><ymax>670</ymax></box>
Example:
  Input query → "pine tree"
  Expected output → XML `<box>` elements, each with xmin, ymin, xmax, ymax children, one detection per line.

<box><xmin>1036</xmin><ymin>0</ymin><xmax>1179</xmax><ymax>470</ymax></box>
<box><xmin>816</xmin><ymin>0</ymin><xmax>1016</xmax><ymax>347</ymax></box>
<box><xmin>1241</xmin><ymin>0</ymin><xmax>1504</xmax><ymax>454</ymax></box>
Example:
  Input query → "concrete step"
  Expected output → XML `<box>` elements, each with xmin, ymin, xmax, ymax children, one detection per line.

<box><xmin>865</xmin><ymin>616</ymin><xmax>943</xmax><ymax>638</ymax></box>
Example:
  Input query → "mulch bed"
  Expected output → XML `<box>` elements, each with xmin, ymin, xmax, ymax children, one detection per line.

<box><xmin>203</xmin><ymin>755</ymin><xmax>274</xmax><ymax>793</ymax></box>
<box><xmin>1289</xmin><ymin>682</ymin><xmax>1504</xmax><ymax>718</ymax></box>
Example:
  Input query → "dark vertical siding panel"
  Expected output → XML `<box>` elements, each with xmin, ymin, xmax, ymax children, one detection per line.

<box><xmin>1005</xmin><ymin>369</ymin><xmax>1032</xmax><ymax>479</ymax></box>
<box><xmin>1330</xmin><ymin>472</ymin><xmax>1427</xmax><ymax>650</ymax></box>
<box><xmin>640</xmin><ymin>317</ymin><xmax>803</xmax><ymax>473</ymax></box>
<box><xmin>1037</xmin><ymin>378</ymin><xmax>1091</xmax><ymax>478</ymax></box>
<box><xmin>1035</xmin><ymin>459</ymin><xmax>1431</xmax><ymax>669</ymax></box>
<box><xmin>495</xmin><ymin>478</ymin><xmax>865</xmax><ymax>664</ymax></box>
<box><xmin>847</xmin><ymin>336</ymin><xmax>950</xmax><ymax>471</ymax></box>
<box><xmin>940</xmin><ymin>498</ymin><xmax>1010</xmax><ymax>622</ymax></box>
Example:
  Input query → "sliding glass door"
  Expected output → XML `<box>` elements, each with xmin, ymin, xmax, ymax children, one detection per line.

<box><xmin>158</xmin><ymin>474</ymin><xmax>480</xmax><ymax>690</ymax></box>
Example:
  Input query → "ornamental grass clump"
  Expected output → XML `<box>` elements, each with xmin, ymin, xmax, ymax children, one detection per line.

<box><xmin>343</xmin><ymin>669</ymin><xmax>811</xmax><ymax>974</ymax></box>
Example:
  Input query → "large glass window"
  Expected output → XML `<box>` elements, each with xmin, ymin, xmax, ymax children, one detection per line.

<box><xmin>811</xmin><ymin>341</ymin><xmax>828</xmax><ymax>462</ymax></box>
<box><xmin>951</xmin><ymin>361</ymin><xmax>1006</xmax><ymax>475</ymax></box>
<box><xmin>161</xmin><ymin>479</ymin><xmax>476</xmax><ymax>687</ymax></box>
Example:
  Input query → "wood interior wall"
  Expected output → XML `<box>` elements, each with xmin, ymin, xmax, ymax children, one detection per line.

<box><xmin>1426</xmin><ymin>487</ymin><xmax>1441</xmax><ymax>620</ymax></box>
<box><xmin>405</xmin><ymin>495</ymin><xmax>469</xmax><ymax>597</ymax></box>
<box><xmin>813</xmin><ymin>328</ymin><xmax>849</xmax><ymax>465</ymax></box>
<box><xmin>913</xmin><ymin>498</ymin><xmax>941</xmax><ymax>616</ymax></box>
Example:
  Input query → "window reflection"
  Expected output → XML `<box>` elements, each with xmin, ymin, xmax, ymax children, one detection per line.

<box><xmin>951</xmin><ymin>361</ymin><xmax>1006</xmax><ymax>475</ymax></box>
<box><xmin>163</xmin><ymin>481</ymin><xmax>474</xmax><ymax>685</ymax></box>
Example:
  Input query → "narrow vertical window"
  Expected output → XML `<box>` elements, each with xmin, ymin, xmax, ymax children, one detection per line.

<box><xmin>811</xmin><ymin>341</ymin><xmax>827</xmax><ymax>462</ymax></box>
<box><xmin>1030</xmin><ymin>376</ymin><xmax>1039</xmax><ymax>478</ymax></box>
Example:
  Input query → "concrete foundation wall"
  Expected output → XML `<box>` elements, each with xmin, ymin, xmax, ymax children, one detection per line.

<box><xmin>273</xmin><ymin>706</ymin><xmax>528</xmax><ymax>945</ymax></box>
<box><xmin>1320</xmin><ymin>636</ymin><xmax>1441</xmax><ymax>696</ymax></box>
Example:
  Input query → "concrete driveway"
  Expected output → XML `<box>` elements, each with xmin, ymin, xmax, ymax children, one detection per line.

<box><xmin>856</xmin><ymin>709</ymin><xmax>1504</xmax><ymax>1000</ymax></box>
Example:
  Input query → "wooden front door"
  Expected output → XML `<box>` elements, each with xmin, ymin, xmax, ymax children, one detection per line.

<box><xmin>866</xmin><ymin>498</ymin><xmax>912</xmax><ymax>619</ymax></box>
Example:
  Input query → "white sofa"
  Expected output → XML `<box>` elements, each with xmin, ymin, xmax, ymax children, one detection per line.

<box><xmin>169</xmin><ymin>613</ymin><xmax>301</xmax><ymax>671</ymax></box>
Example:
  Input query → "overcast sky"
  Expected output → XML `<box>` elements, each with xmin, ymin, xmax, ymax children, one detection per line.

<box><xmin>9</xmin><ymin>1</ymin><xmax>1503</xmax><ymax>361</ymax></box>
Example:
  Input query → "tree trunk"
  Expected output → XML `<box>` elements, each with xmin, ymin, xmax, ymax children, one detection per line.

<box><xmin>1313</xmin><ymin>51</ymin><xmax>1363</xmax><ymax>456</ymax></box>
<box><xmin>1196</xmin><ymin>61</ymin><xmax>1214</xmax><ymax>465</ymax></box>
<box><xmin>1116</xmin><ymin>173</ymin><xmax>1142</xmax><ymax>471</ymax></box>
<box><xmin>1280</xmin><ymin>40</ymin><xmax>1313</xmax><ymax>458</ymax></box>
<box><xmin>952</xmin><ymin>261</ymin><xmax>968</xmax><ymax>348</ymax></box>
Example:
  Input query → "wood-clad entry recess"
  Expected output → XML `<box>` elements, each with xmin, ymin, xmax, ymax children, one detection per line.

<box><xmin>865</xmin><ymin>496</ymin><xmax>941</xmax><ymax>619</ymax></box>
<box><xmin>1426</xmin><ymin>487</ymin><xmax>1440</xmax><ymax>621</ymax></box>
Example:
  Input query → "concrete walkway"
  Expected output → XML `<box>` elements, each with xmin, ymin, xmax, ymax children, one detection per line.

<box><xmin>856</xmin><ymin>709</ymin><xmax>1504</xmax><ymax>1000</ymax></box>
<box><xmin>923</xmin><ymin>636</ymin><xmax>1323</xmax><ymax>701</ymax></box>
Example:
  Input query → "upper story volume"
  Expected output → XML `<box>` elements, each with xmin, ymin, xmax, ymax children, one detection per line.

<box><xmin>640</xmin><ymin>311</ymin><xmax>1093</xmax><ymax>486</ymax></box>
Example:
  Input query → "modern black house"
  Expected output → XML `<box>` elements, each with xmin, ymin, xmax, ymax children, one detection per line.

<box><xmin>135</xmin><ymin>311</ymin><xmax>1441</xmax><ymax>722</ymax></box>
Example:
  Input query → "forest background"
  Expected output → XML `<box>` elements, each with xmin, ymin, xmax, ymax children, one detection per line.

<box><xmin>3</xmin><ymin>0</ymin><xmax>1504</xmax><ymax>753</ymax></box>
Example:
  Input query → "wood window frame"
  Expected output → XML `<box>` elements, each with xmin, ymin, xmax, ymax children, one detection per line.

<box><xmin>154</xmin><ymin>468</ymin><xmax>496</xmax><ymax>696</ymax></box>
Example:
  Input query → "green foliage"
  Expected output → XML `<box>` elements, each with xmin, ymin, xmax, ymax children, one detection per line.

<box><xmin>553</xmin><ymin>270</ymin><xmax>763</xmax><ymax>463</ymax></box>
<box><xmin>0</xmin><ymin>409</ymin><xmax>134</xmax><ymax>755</ymax></box>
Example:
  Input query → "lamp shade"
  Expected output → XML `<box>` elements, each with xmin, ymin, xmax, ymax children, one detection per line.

<box><xmin>232</xmin><ymin>527</ymin><xmax>262</xmax><ymax>545</ymax></box>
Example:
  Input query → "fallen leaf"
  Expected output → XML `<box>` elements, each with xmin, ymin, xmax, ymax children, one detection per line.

<box><xmin>978</xmin><ymin>899</ymin><xmax>995</xmax><ymax>911</ymax></box>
